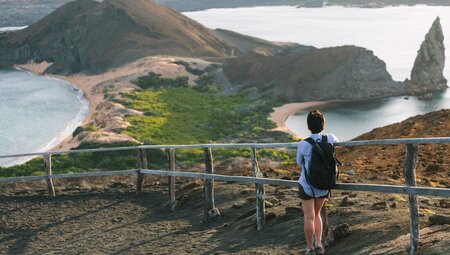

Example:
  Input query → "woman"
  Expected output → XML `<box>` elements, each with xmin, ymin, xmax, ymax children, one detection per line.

<box><xmin>296</xmin><ymin>110</ymin><xmax>338</xmax><ymax>255</ymax></box>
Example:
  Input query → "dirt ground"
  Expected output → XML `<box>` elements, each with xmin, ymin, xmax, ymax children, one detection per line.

<box><xmin>0</xmin><ymin>168</ymin><xmax>448</xmax><ymax>255</ymax></box>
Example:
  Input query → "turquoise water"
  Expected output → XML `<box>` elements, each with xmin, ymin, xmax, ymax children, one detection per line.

<box><xmin>0</xmin><ymin>68</ymin><xmax>88</xmax><ymax>166</ymax></box>
<box><xmin>185</xmin><ymin>6</ymin><xmax>450</xmax><ymax>140</ymax></box>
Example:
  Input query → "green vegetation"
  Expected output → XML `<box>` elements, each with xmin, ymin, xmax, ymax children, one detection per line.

<box><xmin>172</xmin><ymin>60</ymin><xmax>205</xmax><ymax>76</ymax></box>
<box><xmin>194</xmin><ymin>74</ymin><xmax>219</xmax><ymax>93</ymax></box>
<box><xmin>72</xmin><ymin>125</ymin><xmax>98</xmax><ymax>137</ymax></box>
<box><xmin>0</xmin><ymin>141</ymin><xmax>167</xmax><ymax>178</ymax></box>
<box><xmin>132</xmin><ymin>72</ymin><xmax>189</xmax><ymax>90</ymax></box>
<box><xmin>121</xmin><ymin>87</ymin><xmax>286</xmax><ymax>144</ymax></box>
<box><xmin>1</xmin><ymin>73</ymin><xmax>295</xmax><ymax>177</ymax></box>
<box><xmin>118</xmin><ymin>73</ymin><xmax>294</xmax><ymax>164</ymax></box>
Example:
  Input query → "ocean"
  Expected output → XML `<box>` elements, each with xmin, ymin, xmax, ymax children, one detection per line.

<box><xmin>184</xmin><ymin>6</ymin><xmax>450</xmax><ymax>140</ymax></box>
<box><xmin>0</xmin><ymin>68</ymin><xmax>88</xmax><ymax>166</ymax></box>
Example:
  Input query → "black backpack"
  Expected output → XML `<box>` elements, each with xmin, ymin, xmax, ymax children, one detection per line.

<box><xmin>304</xmin><ymin>135</ymin><xmax>339</xmax><ymax>190</ymax></box>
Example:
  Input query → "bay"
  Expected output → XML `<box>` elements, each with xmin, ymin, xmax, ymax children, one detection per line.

<box><xmin>185</xmin><ymin>6</ymin><xmax>450</xmax><ymax>140</ymax></box>
<box><xmin>0</xmin><ymin>68</ymin><xmax>88</xmax><ymax>166</ymax></box>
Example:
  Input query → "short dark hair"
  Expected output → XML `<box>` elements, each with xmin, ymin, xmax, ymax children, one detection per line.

<box><xmin>307</xmin><ymin>110</ymin><xmax>325</xmax><ymax>134</ymax></box>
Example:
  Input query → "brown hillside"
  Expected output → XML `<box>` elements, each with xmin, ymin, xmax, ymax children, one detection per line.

<box><xmin>336</xmin><ymin>109</ymin><xmax>450</xmax><ymax>188</ymax></box>
<box><xmin>0</xmin><ymin>0</ymin><xmax>236</xmax><ymax>74</ymax></box>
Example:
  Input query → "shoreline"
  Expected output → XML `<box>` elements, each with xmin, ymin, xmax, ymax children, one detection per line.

<box><xmin>0</xmin><ymin>65</ymin><xmax>90</xmax><ymax>167</ymax></box>
<box><xmin>14</xmin><ymin>57</ymin><xmax>207</xmax><ymax>152</ymax></box>
<box><xmin>15</xmin><ymin>62</ymin><xmax>101</xmax><ymax>151</ymax></box>
<box><xmin>269</xmin><ymin>101</ymin><xmax>336</xmax><ymax>138</ymax></box>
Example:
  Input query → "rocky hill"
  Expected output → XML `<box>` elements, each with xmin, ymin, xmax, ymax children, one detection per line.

<box><xmin>0</xmin><ymin>0</ymin><xmax>238</xmax><ymax>74</ymax></box>
<box><xmin>222</xmin><ymin>17</ymin><xmax>447</xmax><ymax>102</ymax></box>
<box><xmin>223</xmin><ymin>45</ymin><xmax>405</xmax><ymax>101</ymax></box>
<box><xmin>0</xmin><ymin>0</ymin><xmax>316</xmax><ymax>75</ymax></box>
<box><xmin>408</xmin><ymin>17</ymin><xmax>448</xmax><ymax>94</ymax></box>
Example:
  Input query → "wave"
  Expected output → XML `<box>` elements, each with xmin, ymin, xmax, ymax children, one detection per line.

<box><xmin>38</xmin><ymin>82</ymin><xmax>89</xmax><ymax>152</ymax></box>
<box><xmin>0</xmin><ymin>26</ymin><xmax>27</xmax><ymax>32</ymax></box>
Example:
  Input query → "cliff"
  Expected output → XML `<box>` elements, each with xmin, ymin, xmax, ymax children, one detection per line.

<box><xmin>223</xmin><ymin>46</ymin><xmax>404</xmax><ymax>101</ymax></box>
<box><xmin>0</xmin><ymin>0</ymin><xmax>237</xmax><ymax>74</ymax></box>
<box><xmin>409</xmin><ymin>17</ymin><xmax>448</xmax><ymax>94</ymax></box>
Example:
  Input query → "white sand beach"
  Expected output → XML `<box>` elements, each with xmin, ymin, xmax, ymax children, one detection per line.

<box><xmin>269</xmin><ymin>101</ymin><xmax>334</xmax><ymax>138</ymax></box>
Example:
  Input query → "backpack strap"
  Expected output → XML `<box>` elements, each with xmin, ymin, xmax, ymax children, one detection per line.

<box><xmin>304</xmin><ymin>137</ymin><xmax>315</xmax><ymax>145</ymax></box>
<box><xmin>306</xmin><ymin>137</ymin><xmax>325</xmax><ymax>160</ymax></box>
<box><xmin>321</xmin><ymin>134</ymin><xmax>338</xmax><ymax>197</ymax></box>
<box><xmin>303</xmin><ymin>137</ymin><xmax>318</xmax><ymax>197</ymax></box>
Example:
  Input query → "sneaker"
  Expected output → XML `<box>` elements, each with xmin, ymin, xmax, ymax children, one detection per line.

<box><xmin>315</xmin><ymin>246</ymin><xmax>325</xmax><ymax>255</ymax></box>
<box><xmin>305</xmin><ymin>249</ymin><xmax>315</xmax><ymax>255</ymax></box>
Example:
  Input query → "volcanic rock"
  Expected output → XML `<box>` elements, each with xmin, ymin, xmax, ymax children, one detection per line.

<box><xmin>333</xmin><ymin>223</ymin><xmax>351</xmax><ymax>240</ymax></box>
<box><xmin>371</xmin><ymin>201</ymin><xmax>389</xmax><ymax>210</ymax></box>
<box><xmin>429</xmin><ymin>214</ymin><xmax>450</xmax><ymax>225</ymax></box>
<box><xmin>409</xmin><ymin>17</ymin><xmax>447</xmax><ymax>93</ymax></box>
<box><xmin>223</xmin><ymin>45</ymin><xmax>405</xmax><ymax>101</ymax></box>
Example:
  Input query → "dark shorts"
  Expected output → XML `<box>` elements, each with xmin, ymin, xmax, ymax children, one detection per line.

<box><xmin>298</xmin><ymin>184</ymin><xmax>329</xmax><ymax>200</ymax></box>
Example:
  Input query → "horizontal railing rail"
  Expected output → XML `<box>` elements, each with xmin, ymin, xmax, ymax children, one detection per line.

<box><xmin>1</xmin><ymin>169</ymin><xmax>449</xmax><ymax>197</ymax></box>
<box><xmin>1</xmin><ymin>137</ymin><xmax>449</xmax><ymax>159</ymax></box>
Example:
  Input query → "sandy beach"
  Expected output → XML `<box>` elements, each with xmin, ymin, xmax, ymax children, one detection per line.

<box><xmin>269</xmin><ymin>101</ymin><xmax>334</xmax><ymax>138</ymax></box>
<box><xmin>17</xmin><ymin>57</ymin><xmax>199</xmax><ymax>121</ymax></box>
<box><xmin>16</xmin><ymin>57</ymin><xmax>208</xmax><ymax>150</ymax></box>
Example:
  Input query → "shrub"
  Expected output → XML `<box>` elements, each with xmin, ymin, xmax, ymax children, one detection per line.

<box><xmin>132</xmin><ymin>72</ymin><xmax>189</xmax><ymax>90</ymax></box>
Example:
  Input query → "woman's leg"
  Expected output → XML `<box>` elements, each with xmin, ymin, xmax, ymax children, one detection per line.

<box><xmin>300</xmin><ymin>198</ymin><xmax>315</xmax><ymax>250</ymax></box>
<box><xmin>313</xmin><ymin>197</ymin><xmax>326</xmax><ymax>247</ymax></box>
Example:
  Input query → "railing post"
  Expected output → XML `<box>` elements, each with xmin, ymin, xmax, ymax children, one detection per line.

<box><xmin>168</xmin><ymin>148</ymin><xmax>176</xmax><ymax>211</ymax></box>
<box><xmin>321</xmin><ymin>204</ymin><xmax>333</xmax><ymax>246</ymax></box>
<box><xmin>136</xmin><ymin>148</ymin><xmax>147</xmax><ymax>195</ymax></box>
<box><xmin>251</xmin><ymin>147</ymin><xmax>265</xmax><ymax>230</ymax></box>
<box><xmin>43</xmin><ymin>154</ymin><xmax>55</xmax><ymax>197</ymax></box>
<box><xmin>404</xmin><ymin>143</ymin><xmax>419</xmax><ymax>255</ymax></box>
<box><xmin>204</xmin><ymin>147</ymin><xmax>219</xmax><ymax>220</ymax></box>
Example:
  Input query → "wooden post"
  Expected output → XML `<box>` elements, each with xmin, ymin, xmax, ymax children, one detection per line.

<box><xmin>404</xmin><ymin>143</ymin><xmax>419</xmax><ymax>255</ymax></box>
<box><xmin>251</xmin><ymin>147</ymin><xmax>265</xmax><ymax>230</ymax></box>
<box><xmin>43</xmin><ymin>154</ymin><xmax>55</xmax><ymax>197</ymax></box>
<box><xmin>204</xmin><ymin>147</ymin><xmax>219</xmax><ymax>220</ymax></box>
<box><xmin>136</xmin><ymin>148</ymin><xmax>148</xmax><ymax>195</ymax></box>
<box><xmin>321</xmin><ymin>205</ymin><xmax>333</xmax><ymax>246</ymax></box>
<box><xmin>168</xmin><ymin>148</ymin><xmax>176</xmax><ymax>210</ymax></box>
